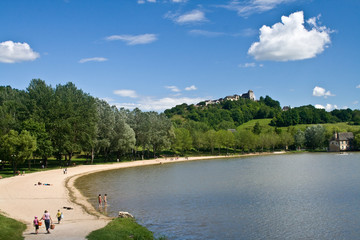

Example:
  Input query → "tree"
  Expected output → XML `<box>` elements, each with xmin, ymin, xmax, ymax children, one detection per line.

<box><xmin>252</xmin><ymin>121</ymin><xmax>262</xmax><ymax>135</ymax></box>
<box><xmin>22</xmin><ymin>119</ymin><xmax>52</xmax><ymax>165</ymax></box>
<box><xmin>0</xmin><ymin>130</ymin><xmax>36</xmax><ymax>173</ymax></box>
<box><xmin>112</xmin><ymin>109</ymin><xmax>136</xmax><ymax>159</ymax></box>
<box><xmin>49</xmin><ymin>83</ymin><xmax>97</xmax><ymax>165</ymax></box>
<box><xmin>172</xmin><ymin>128</ymin><xmax>192</xmax><ymax>154</ymax></box>
<box><xmin>305</xmin><ymin>125</ymin><xmax>326</xmax><ymax>150</ymax></box>
<box><xmin>294</xmin><ymin>130</ymin><xmax>305</xmax><ymax>150</ymax></box>
<box><xmin>147</xmin><ymin>112</ymin><xmax>173</xmax><ymax>158</ymax></box>
<box><xmin>216</xmin><ymin>130</ymin><xmax>235</xmax><ymax>154</ymax></box>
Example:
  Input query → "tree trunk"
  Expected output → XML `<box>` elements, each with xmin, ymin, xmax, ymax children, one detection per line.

<box><xmin>91</xmin><ymin>147</ymin><xmax>94</xmax><ymax>164</ymax></box>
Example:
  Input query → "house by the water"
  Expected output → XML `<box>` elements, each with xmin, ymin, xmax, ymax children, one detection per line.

<box><xmin>329</xmin><ymin>132</ymin><xmax>354</xmax><ymax>152</ymax></box>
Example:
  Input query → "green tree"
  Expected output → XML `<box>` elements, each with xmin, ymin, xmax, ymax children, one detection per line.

<box><xmin>172</xmin><ymin>128</ymin><xmax>193</xmax><ymax>154</ymax></box>
<box><xmin>305</xmin><ymin>125</ymin><xmax>326</xmax><ymax>150</ymax></box>
<box><xmin>0</xmin><ymin>130</ymin><xmax>37</xmax><ymax>173</ymax></box>
<box><xmin>49</xmin><ymin>83</ymin><xmax>97</xmax><ymax>165</ymax></box>
<box><xmin>294</xmin><ymin>130</ymin><xmax>305</xmax><ymax>150</ymax></box>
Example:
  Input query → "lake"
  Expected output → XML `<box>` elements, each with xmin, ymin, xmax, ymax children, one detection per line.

<box><xmin>75</xmin><ymin>153</ymin><xmax>360</xmax><ymax>239</ymax></box>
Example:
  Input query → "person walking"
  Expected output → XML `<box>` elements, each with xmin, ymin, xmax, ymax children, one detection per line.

<box><xmin>40</xmin><ymin>210</ymin><xmax>53</xmax><ymax>234</ymax></box>
<box><xmin>33</xmin><ymin>216</ymin><xmax>39</xmax><ymax>234</ymax></box>
<box><xmin>56</xmin><ymin>209</ymin><xmax>62</xmax><ymax>224</ymax></box>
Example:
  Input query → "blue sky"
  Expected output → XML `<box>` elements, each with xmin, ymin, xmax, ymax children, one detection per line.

<box><xmin>1</xmin><ymin>0</ymin><xmax>359</xmax><ymax>112</ymax></box>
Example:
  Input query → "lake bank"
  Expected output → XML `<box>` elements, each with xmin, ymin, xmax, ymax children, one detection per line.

<box><xmin>0</xmin><ymin>152</ymin><xmax>285</xmax><ymax>239</ymax></box>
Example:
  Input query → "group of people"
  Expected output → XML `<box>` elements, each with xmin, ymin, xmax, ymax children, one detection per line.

<box><xmin>98</xmin><ymin>193</ymin><xmax>107</xmax><ymax>207</ymax></box>
<box><xmin>33</xmin><ymin>210</ymin><xmax>63</xmax><ymax>234</ymax></box>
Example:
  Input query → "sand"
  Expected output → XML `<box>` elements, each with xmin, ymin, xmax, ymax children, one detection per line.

<box><xmin>0</xmin><ymin>152</ymin><xmax>284</xmax><ymax>239</ymax></box>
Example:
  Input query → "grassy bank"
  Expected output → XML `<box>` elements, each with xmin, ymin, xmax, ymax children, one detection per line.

<box><xmin>0</xmin><ymin>213</ymin><xmax>26</xmax><ymax>240</ymax></box>
<box><xmin>86</xmin><ymin>218</ymin><xmax>166</xmax><ymax>240</ymax></box>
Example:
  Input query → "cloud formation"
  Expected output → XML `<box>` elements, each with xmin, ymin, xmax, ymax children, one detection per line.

<box><xmin>248</xmin><ymin>11</ymin><xmax>331</xmax><ymax>61</ymax></box>
<box><xmin>114</xmin><ymin>89</ymin><xmax>139</xmax><ymax>98</ymax></box>
<box><xmin>219</xmin><ymin>0</ymin><xmax>294</xmax><ymax>17</ymax></box>
<box><xmin>106</xmin><ymin>34</ymin><xmax>158</xmax><ymax>45</ymax></box>
<box><xmin>79</xmin><ymin>57</ymin><xmax>108</xmax><ymax>63</ymax></box>
<box><xmin>312</xmin><ymin>86</ymin><xmax>334</xmax><ymax>98</ymax></box>
<box><xmin>238</xmin><ymin>62</ymin><xmax>263</xmax><ymax>68</ymax></box>
<box><xmin>113</xmin><ymin>96</ymin><xmax>204</xmax><ymax>112</ymax></box>
<box><xmin>189</xmin><ymin>29</ymin><xmax>225</xmax><ymax>37</ymax></box>
<box><xmin>0</xmin><ymin>41</ymin><xmax>40</xmax><ymax>63</ymax></box>
<box><xmin>356</xmin><ymin>84</ymin><xmax>360</xmax><ymax>89</ymax></box>
<box><xmin>315</xmin><ymin>104</ymin><xmax>338</xmax><ymax>111</ymax></box>
<box><xmin>165</xmin><ymin>86</ymin><xmax>181</xmax><ymax>92</ymax></box>
<box><xmin>185</xmin><ymin>85</ymin><xmax>197</xmax><ymax>91</ymax></box>
<box><xmin>166</xmin><ymin>10</ymin><xmax>207</xmax><ymax>24</ymax></box>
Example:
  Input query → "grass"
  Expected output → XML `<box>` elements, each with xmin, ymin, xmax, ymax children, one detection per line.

<box><xmin>0</xmin><ymin>213</ymin><xmax>26</xmax><ymax>240</ymax></box>
<box><xmin>86</xmin><ymin>218</ymin><xmax>166</xmax><ymax>240</ymax></box>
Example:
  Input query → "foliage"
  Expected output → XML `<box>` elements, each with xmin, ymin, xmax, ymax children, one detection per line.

<box><xmin>304</xmin><ymin>125</ymin><xmax>326</xmax><ymax>150</ymax></box>
<box><xmin>0</xmin><ymin>130</ymin><xmax>37</xmax><ymax>173</ymax></box>
<box><xmin>0</xmin><ymin>213</ymin><xmax>26</xmax><ymax>240</ymax></box>
<box><xmin>86</xmin><ymin>218</ymin><xmax>156</xmax><ymax>240</ymax></box>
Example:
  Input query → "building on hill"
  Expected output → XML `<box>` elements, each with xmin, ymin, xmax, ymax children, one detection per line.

<box><xmin>329</xmin><ymin>132</ymin><xmax>354</xmax><ymax>152</ymax></box>
<box><xmin>202</xmin><ymin>90</ymin><xmax>255</xmax><ymax>106</ymax></box>
<box><xmin>241</xmin><ymin>90</ymin><xmax>255</xmax><ymax>100</ymax></box>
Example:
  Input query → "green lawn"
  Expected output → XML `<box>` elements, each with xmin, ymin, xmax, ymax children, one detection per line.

<box><xmin>87</xmin><ymin>218</ymin><xmax>166</xmax><ymax>240</ymax></box>
<box><xmin>0</xmin><ymin>213</ymin><xmax>26</xmax><ymax>240</ymax></box>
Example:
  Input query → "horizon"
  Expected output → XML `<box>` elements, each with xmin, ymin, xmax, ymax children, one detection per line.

<box><xmin>1</xmin><ymin>0</ymin><xmax>359</xmax><ymax>112</ymax></box>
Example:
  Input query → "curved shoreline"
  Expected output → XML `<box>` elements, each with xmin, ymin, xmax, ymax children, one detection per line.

<box><xmin>0</xmin><ymin>152</ymin><xmax>285</xmax><ymax>239</ymax></box>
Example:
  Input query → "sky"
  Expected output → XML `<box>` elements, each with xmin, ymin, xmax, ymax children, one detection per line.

<box><xmin>1</xmin><ymin>0</ymin><xmax>359</xmax><ymax>112</ymax></box>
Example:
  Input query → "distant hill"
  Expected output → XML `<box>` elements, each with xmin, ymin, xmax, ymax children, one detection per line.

<box><xmin>165</xmin><ymin>93</ymin><xmax>360</xmax><ymax>130</ymax></box>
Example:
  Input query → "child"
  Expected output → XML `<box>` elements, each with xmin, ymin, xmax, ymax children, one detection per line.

<box><xmin>56</xmin><ymin>210</ymin><xmax>62</xmax><ymax>224</ymax></box>
<box><xmin>33</xmin><ymin>216</ymin><xmax>39</xmax><ymax>234</ymax></box>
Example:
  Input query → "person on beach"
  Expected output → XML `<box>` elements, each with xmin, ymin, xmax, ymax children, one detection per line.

<box><xmin>56</xmin><ymin>209</ymin><xmax>62</xmax><ymax>224</ymax></box>
<box><xmin>40</xmin><ymin>210</ymin><xmax>53</xmax><ymax>234</ymax></box>
<box><xmin>33</xmin><ymin>216</ymin><xmax>39</xmax><ymax>234</ymax></box>
<box><xmin>98</xmin><ymin>194</ymin><xmax>102</xmax><ymax>206</ymax></box>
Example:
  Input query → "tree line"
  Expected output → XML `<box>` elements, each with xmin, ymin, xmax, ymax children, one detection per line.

<box><xmin>1</xmin><ymin>80</ymin><xmax>359</xmax><ymax>173</ymax></box>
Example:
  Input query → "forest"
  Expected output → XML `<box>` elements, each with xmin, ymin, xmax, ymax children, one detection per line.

<box><xmin>1</xmin><ymin>79</ymin><xmax>360</xmax><ymax>173</ymax></box>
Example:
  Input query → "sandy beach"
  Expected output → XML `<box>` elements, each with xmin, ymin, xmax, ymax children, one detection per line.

<box><xmin>0</xmin><ymin>152</ymin><xmax>284</xmax><ymax>239</ymax></box>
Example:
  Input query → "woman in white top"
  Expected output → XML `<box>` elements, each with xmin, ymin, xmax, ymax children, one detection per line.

<box><xmin>40</xmin><ymin>210</ymin><xmax>53</xmax><ymax>234</ymax></box>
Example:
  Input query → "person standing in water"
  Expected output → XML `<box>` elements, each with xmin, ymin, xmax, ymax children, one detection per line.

<box><xmin>104</xmin><ymin>194</ymin><xmax>107</xmax><ymax>205</ymax></box>
<box><xmin>98</xmin><ymin>194</ymin><xmax>102</xmax><ymax>207</ymax></box>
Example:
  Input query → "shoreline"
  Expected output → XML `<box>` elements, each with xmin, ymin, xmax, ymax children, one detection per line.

<box><xmin>0</xmin><ymin>151</ymin><xmax>285</xmax><ymax>239</ymax></box>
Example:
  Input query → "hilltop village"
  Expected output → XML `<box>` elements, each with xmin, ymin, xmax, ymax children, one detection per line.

<box><xmin>198</xmin><ymin>90</ymin><xmax>255</xmax><ymax>106</ymax></box>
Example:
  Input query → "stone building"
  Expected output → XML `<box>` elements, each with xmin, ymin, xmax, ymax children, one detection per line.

<box><xmin>329</xmin><ymin>132</ymin><xmax>354</xmax><ymax>152</ymax></box>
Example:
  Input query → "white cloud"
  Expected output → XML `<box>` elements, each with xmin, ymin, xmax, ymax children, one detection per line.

<box><xmin>238</xmin><ymin>62</ymin><xmax>264</xmax><ymax>68</ymax></box>
<box><xmin>113</xmin><ymin>89</ymin><xmax>139</xmax><ymax>98</ymax></box>
<box><xmin>239</xmin><ymin>62</ymin><xmax>256</xmax><ymax>68</ymax></box>
<box><xmin>79</xmin><ymin>57</ymin><xmax>108</xmax><ymax>63</ymax></box>
<box><xmin>137</xmin><ymin>0</ymin><xmax>155</xmax><ymax>3</ymax></box>
<box><xmin>105</xmin><ymin>34</ymin><xmax>158</xmax><ymax>45</ymax></box>
<box><xmin>353</xmin><ymin>100</ymin><xmax>359</xmax><ymax>105</ymax></box>
<box><xmin>189</xmin><ymin>29</ymin><xmax>224</xmax><ymax>37</ymax></box>
<box><xmin>166</xmin><ymin>10</ymin><xmax>207</xmax><ymax>24</ymax></box>
<box><xmin>356</xmin><ymin>84</ymin><xmax>360</xmax><ymax>88</ymax></box>
<box><xmin>171</xmin><ymin>0</ymin><xmax>187</xmax><ymax>2</ymax></box>
<box><xmin>114</xmin><ymin>96</ymin><xmax>204</xmax><ymax>112</ymax></box>
<box><xmin>218</xmin><ymin>0</ymin><xmax>294</xmax><ymax>17</ymax></box>
<box><xmin>165</xmin><ymin>86</ymin><xmax>181</xmax><ymax>92</ymax></box>
<box><xmin>315</xmin><ymin>104</ymin><xmax>338</xmax><ymax>111</ymax></box>
<box><xmin>312</xmin><ymin>86</ymin><xmax>334</xmax><ymax>98</ymax></box>
<box><xmin>0</xmin><ymin>41</ymin><xmax>40</xmax><ymax>63</ymax></box>
<box><xmin>248</xmin><ymin>11</ymin><xmax>331</xmax><ymax>61</ymax></box>
<box><xmin>185</xmin><ymin>85</ymin><xmax>197</xmax><ymax>91</ymax></box>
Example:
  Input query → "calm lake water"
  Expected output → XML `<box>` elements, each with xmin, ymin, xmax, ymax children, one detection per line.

<box><xmin>76</xmin><ymin>153</ymin><xmax>360</xmax><ymax>240</ymax></box>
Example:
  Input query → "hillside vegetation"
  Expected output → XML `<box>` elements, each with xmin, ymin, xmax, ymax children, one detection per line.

<box><xmin>1</xmin><ymin>80</ymin><xmax>360</xmax><ymax>177</ymax></box>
